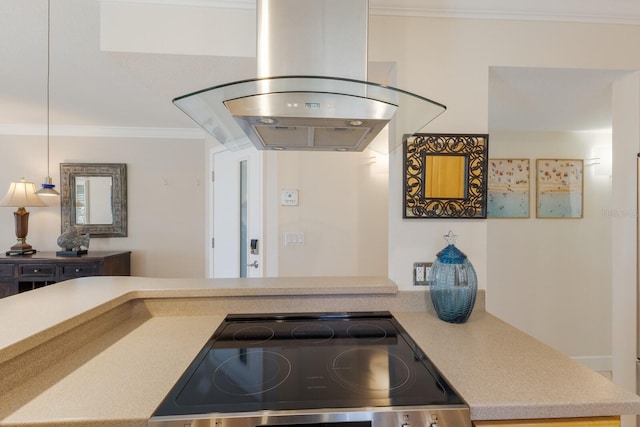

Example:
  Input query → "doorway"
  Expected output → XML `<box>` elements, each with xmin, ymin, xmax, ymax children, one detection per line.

<box><xmin>487</xmin><ymin>66</ymin><xmax>630</xmax><ymax>381</ymax></box>
<box><xmin>209</xmin><ymin>146</ymin><xmax>264</xmax><ymax>278</ymax></box>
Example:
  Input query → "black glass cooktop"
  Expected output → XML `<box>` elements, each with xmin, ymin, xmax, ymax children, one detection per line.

<box><xmin>153</xmin><ymin>312</ymin><xmax>465</xmax><ymax>417</ymax></box>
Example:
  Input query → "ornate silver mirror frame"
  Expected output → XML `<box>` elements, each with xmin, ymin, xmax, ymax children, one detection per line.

<box><xmin>60</xmin><ymin>163</ymin><xmax>127</xmax><ymax>237</ymax></box>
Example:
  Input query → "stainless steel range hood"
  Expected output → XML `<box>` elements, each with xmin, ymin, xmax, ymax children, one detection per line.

<box><xmin>173</xmin><ymin>0</ymin><xmax>445</xmax><ymax>152</ymax></box>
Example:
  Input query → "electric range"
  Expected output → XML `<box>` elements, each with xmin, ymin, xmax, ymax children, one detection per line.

<box><xmin>149</xmin><ymin>312</ymin><xmax>470</xmax><ymax>427</ymax></box>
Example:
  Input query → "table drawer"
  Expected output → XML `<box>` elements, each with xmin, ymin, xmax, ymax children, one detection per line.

<box><xmin>60</xmin><ymin>264</ymin><xmax>98</xmax><ymax>279</ymax></box>
<box><xmin>0</xmin><ymin>264</ymin><xmax>14</xmax><ymax>278</ymax></box>
<box><xmin>19</xmin><ymin>264</ymin><xmax>55</xmax><ymax>278</ymax></box>
<box><xmin>0</xmin><ymin>251</ymin><xmax>130</xmax><ymax>299</ymax></box>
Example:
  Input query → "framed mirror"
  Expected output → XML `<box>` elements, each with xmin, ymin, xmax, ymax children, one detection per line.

<box><xmin>403</xmin><ymin>134</ymin><xmax>488</xmax><ymax>218</ymax></box>
<box><xmin>60</xmin><ymin>163</ymin><xmax>127</xmax><ymax>237</ymax></box>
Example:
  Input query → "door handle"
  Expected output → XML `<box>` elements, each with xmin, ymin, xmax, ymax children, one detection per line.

<box><xmin>247</xmin><ymin>260</ymin><xmax>259</xmax><ymax>268</ymax></box>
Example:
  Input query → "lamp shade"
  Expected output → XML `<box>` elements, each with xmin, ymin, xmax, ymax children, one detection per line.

<box><xmin>0</xmin><ymin>180</ymin><xmax>47</xmax><ymax>208</ymax></box>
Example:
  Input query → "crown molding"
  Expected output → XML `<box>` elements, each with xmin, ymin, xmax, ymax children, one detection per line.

<box><xmin>99</xmin><ymin>0</ymin><xmax>640</xmax><ymax>25</ymax></box>
<box><xmin>0</xmin><ymin>124</ymin><xmax>205</xmax><ymax>139</ymax></box>
<box><xmin>100</xmin><ymin>0</ymin><xmax>255</xmax><ymax>9</ymax></box>
<box><xmin>370</xmin><ymin>6</ymin><xmax>640</xmax><ymax>25</ymax></box>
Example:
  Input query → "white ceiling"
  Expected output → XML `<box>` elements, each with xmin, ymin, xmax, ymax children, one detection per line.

<box><xmin>1</xmin><ymin>0</ymin><xmax>639</xmax><ymax>136</ymax></box>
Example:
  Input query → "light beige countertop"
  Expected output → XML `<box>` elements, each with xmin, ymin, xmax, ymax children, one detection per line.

<box><xmin>0</xmin><ymin>276</ymin><xmax>638</xmax><ymax>426</ymax></box>
<box><xmin>0</xmin><ymin>276</ymin><xmax>396</xmax><ymax>365</ymax></box>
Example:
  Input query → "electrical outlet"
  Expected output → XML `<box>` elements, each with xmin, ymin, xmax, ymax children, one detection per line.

<box><xmin>413</xmin><ymin>262</ymin><xmax>432</xmax><ymax>286</ymax></box>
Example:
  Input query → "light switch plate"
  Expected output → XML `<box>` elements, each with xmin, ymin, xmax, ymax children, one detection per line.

<box><xmin>281</xmin><ymin>189</ymin><xmax>299</xmax><ymax>206</ymax></box>
<box><xmin>284</xmin><ymin>231</ymin><xmax>304</xmax><ymax>246</ymax></box>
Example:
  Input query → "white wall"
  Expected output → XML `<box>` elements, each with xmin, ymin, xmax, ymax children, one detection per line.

<box><xmin>611</xmin><ymin>72</ymin><xmax>640</xmax><ymax>400</ymax></box>
<box><xmin>368</xmin><ymin>15</ymin><xmax>640</xmax><ymax>290</ymax></box>
<box><xmin>0</xmin><ymin>132</ymin><xmax>388</xmax><ymax>279</ymax></box>
<box><xmin>0</xmin><ymin>134</ymin><xmax>206</xmax><ymax>278</ymax></box>
<box><xmin>366</xmin><ymin>15</ymin><xmax>639</xmax><ymax>403</ymax></box>
<box><xmin>487</xmin><ymin>131</ymin><xmax>613</xmax><ymax>365</ymax></box>
<box><xmin>275</xmin><ymin>150</ymin><xmax>389</xmax><ymax>277</ymax></box>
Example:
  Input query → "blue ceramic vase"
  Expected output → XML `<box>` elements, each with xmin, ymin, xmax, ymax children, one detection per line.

<box><xmin>428</xmin><ymin>231</ymin><xmax>477</xmax><ymax>323</ymax></box>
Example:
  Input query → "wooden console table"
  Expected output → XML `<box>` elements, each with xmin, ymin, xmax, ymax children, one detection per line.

<box><xmin>0</xmin><ymin>251</ymin><xmax>131</xmax><ymax>298</ymax></box>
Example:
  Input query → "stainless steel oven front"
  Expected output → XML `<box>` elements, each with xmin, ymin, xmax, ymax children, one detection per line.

<box><xmin>150</xmin><ymin>407</ymin><xmax>471</xmax><ymax>427</ymax></box>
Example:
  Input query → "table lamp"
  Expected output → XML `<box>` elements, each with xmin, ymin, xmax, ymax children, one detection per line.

<box><xmin>0</xmin><ymin>179</ymin><xmax>46</xmax><ymax>256</ymax></box>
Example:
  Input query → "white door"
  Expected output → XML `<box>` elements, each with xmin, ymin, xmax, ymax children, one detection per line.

<box><xmin>210</xmin><ymin>147</ymin><xmax>263</xmax><ymax>278</ymax></box>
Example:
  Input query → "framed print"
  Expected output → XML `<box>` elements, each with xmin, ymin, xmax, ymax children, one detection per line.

<box><xmin>536</xmin><ymin>159</ymin><xmax>583</xmax><ymax>218</ymax></box>
<box><xmin>487</xmin><ymin>158</ymin><xmax>530</xmax><ymax>218</ymax></box>
<box><xmin>403</xmin><ymin>134</ymin><xmax>488</xmax><ymax>219</ymax></box>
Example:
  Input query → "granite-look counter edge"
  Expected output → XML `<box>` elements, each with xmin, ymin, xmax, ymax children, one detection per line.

<box><xmin>393</xmin><ymin>311</ymin><xmax>640</xmax><ymax>421</ymax></box>
<box><xmin>0</xmin><ymin>276</ymin><xmax>638</xmax><ymax>426</ymax></box>
<box><xmin>0</xmin><ymin>276</ymin><xmax>396</xmax><ymax>365</ymax></box>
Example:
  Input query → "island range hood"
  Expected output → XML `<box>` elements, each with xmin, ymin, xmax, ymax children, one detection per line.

<box><xmin>173</xmin><ymin>0</ymin><xmax>446</xmax><ymax>152</ymax></box>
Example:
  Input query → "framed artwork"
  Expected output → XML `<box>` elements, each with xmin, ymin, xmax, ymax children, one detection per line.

<box><xmin>403</xmin><ymin>134</ymin><xmax>488</xmax><ymax>219</ymax></box>
<box><xmin>536</xmin><ymin>159</ymin><xmax>583</xmax><ymax>218</ymax></box>
<box><xmin>487</xmin><ymin>159</ymin><xmax>530</xmax><ymax>218</ymax></box>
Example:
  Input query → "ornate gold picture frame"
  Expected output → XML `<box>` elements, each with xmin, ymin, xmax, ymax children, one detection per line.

<box><xmin>403</xmin><ymin>134</ymin><xmax>488</xmax><ymax>218</ymax></box>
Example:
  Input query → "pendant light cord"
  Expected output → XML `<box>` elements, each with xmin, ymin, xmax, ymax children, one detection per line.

<box><xmin>35</xmin><ymin>0</ymin><xmax>58</xmax><ymax>195</ymax></box>
<box><xmin>46</xmin><ymin>0</ymin><xmax>51</xmax><ymax>178</ymax></box>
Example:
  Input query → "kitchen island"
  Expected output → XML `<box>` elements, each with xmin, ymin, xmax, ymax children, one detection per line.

<box><xmin>0</xmin><ymin>276</ymin><xmax>637</xmax><ymax>426</ymax></box>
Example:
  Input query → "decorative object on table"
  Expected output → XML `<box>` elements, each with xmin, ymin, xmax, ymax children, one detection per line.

<box><xmin>34</xmin><ymin>0</ymin><xmax>59</xmax><ymax>197</ymax></box>
<box><xmin>427</xmin><ymin>231</ymin><xmax>478</xmax><ymax>323</ymax></box>
<box><xmin>56</xmin><ymin>226</ymin><xmax>90</xmax><ymax>257</ymax></box>
<box><xmin>403</xmin><ymin>133</ymin><xmax>488</xmax><ymax>219</ymax></box>
<box><xmin>487</xmin><ymin>158</ymin><xmax>530</xmax><ymax>218</ymax></box>
<box><xmin>536</xmin><ymin>159</ymin><xmax>583</xmax><ymax>218</ymax></box>
<box><xmin>0</xmin><ymin>179</ymin><xmax>47</xmax><ymax>256</ymax></box>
